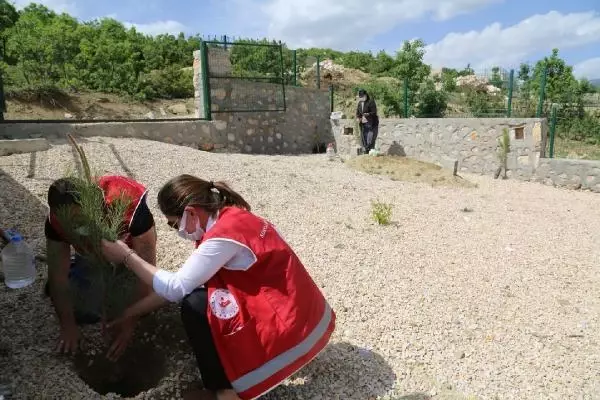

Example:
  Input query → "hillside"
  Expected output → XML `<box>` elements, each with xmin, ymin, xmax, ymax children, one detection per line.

<box><xmin>4</xmin><ymin>91</ymin><xmax>195</xmax><ymax>121</ymax></box>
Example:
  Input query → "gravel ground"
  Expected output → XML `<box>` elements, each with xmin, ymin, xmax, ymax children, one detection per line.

<box><xmin>1</xmin><ymin>137</ymin><xmax>600</xmax><ymax>400</ymax></box>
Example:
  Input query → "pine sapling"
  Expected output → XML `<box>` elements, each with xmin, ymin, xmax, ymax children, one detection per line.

<box><xmin>53</xmin><ymin>134</ymin><xmax>135</xmax><ymax>321</ymax></box>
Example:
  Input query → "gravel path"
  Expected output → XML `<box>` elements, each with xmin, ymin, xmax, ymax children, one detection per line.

<box><xmin>1</xmin><ymin>137</ymin><xmax>599</xmax><ymax>400</ymax></box>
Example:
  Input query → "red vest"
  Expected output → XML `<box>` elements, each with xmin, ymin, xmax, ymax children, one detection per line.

<box><xmin>197</xmin><ymin>207</ymin><xmax>336</xmax><ymax>399</ymax></box>
<box><xmin>49</xmin><ymin>175</ymin><xmax>147</xmax><ymax>250</ymax></box>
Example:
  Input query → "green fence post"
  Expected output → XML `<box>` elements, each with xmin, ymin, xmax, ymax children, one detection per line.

<box><xmin>200</xmin><ymin>41</ymin><xmax>212</xmax><ymax>121</ymax></box>
<box><xmin>536</xmin><ymin>66</ymin><xmax>548</xmax><ymax>118</ymax></box>
<box><xmin>403</xmin><ymin>77</ymin><xmax>409</xmax><ymax>118</ymax></box>
<box><xmin>329</xmin><ymin>85</ymin><xmax>334</xmax><ymax>113</ymax></box>
<box><xmin>549</xmin><ymin>104</ymin><xmax>557</xmax><ymax>158</ymax></box>
<box><xmin>316</xmin><ymin>56</ymin><xmax>320</xmax><ymax>89</ymax></box>
<box><xmin>0</xmin><ymin>70</ymin><xmax>5</xmax><ymax>121</ymax></box>
<box><xmin>506</xmin><ymin>69</ymin><xmax>514</xmax><ymax>117</ymax></box>
<box><xmin>278</xmin><ymin>42</ymin><xmax>286</xmax><ymax>112</ymax></box>
<box><xmin>292</xmin><ymin>50</ymin><xmax>297</xmax><ymax>86</ymax></box>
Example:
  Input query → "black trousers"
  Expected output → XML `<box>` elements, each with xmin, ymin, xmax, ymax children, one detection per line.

<box><xmin>360</xmin><ymin>122</ymin><xmax>379</xmax><ymax>152</ymax></box>
<box><xmin>181</xmin><ymin>288</ymin><xmax>232</xmax><ymax>391</ymax></box>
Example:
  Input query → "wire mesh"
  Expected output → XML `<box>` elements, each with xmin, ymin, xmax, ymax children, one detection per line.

<box><xmin>205</xmin><ymin>40</ymin><xmax>285</xmax><ymax>113</ymax></box>
<box><xmin>549</xmin><ymin>102</ymin><xmax>600</xmax><ymax>160</ymax></box>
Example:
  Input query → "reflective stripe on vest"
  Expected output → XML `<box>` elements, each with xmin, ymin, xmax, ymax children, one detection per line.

<box><xmin>231</xmin><ymin>302</ymin><xmax>333</xmax><ymax>393</ymax></box>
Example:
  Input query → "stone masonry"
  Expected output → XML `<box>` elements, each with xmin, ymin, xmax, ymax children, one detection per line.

<box><xmin>0</xmin><ymin>87</ymin><xmax>333</xmax><ymax>155</ymax></box>
<box><xmin>331</xmin><ymin>116</ymin><xmax>600</xmax><ymax>193</ymax></box>
<box><xmin>332</xmin><ymin>118</ymin><xmax>547</xmax><ymax>177</ymax></box>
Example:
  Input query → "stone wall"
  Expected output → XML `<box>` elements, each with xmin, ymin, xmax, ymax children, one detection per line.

<box><xmin>331</xmin><ymin>117</ymin><xmax>600</xmax><ymax>193</ymax></box>
<box><xmin>0</xmin><ymin>86</ymin><xmax>333</xmax><ymax>154</ymax></box>
<box><xmin>332</xmin><ymin>117</ymin><xmax>547</xmax><ymax>177</ymax></box>
<box><xmin>532</xmin><ymin>158</ymin><xmax>600</xmax><ymax>191</ymax></box>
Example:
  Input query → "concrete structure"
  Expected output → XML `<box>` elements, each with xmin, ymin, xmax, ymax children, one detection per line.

<box><xmin>532</xmin><ymin>158</ymin><xmax>600</xmax><ymax>192</ymax></box>
<box><xmin>0</xmin><ymin>86</ymin><xmax>333</xmax><ymax>155</ymax></box>
<box><xmin>332</xmin><ymin>117</ymin><xmax>546</xmax><ymax>176</ymax></box>
<box><xmin>331</xmin><ymin>117</ymin><xmax>600</xmax><ymax>193</ymax></box>
<box><xmin>0</xmin><ymin>138</ymin><xmax>50</xmax><ymax>156</ymax></box>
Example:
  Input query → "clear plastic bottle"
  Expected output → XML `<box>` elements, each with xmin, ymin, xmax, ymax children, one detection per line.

<box><xmin>1</xmin><ymin>233</ymin><xmax>36</xmax><ymax>289</ymax></box>
<box><xmin>326</xmin><ymin>143</ymin><xmax>336</xmax><ymax>161</ymax></box>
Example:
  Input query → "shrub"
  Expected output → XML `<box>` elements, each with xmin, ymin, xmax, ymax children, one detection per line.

<box><xmin>371</xmin><ymin>200</ymin><xmax>393</xmax><ymax>225</ymax></box>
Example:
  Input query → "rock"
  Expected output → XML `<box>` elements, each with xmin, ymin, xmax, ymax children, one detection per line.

<box><xmin>144</xmin><ymin>111</ymin><xmax>156</xmax><ymax>119</ymax></box>
<box><xmin>64</xmin><ymin>113</ymin><xmax>75</xmax><ymax>119</ymax></box>
<box><xmin>167</xmin><ymin>104</ymin><xmax>188</xmax><ymax>115</ymax></box>
<box><xmin>160</xmin><ymin>107</ymin><xmax>168</xmax><ymax>117</ymax></box>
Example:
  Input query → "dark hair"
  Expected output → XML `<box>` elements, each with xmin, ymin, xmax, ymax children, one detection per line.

<box><xmin>157</xmin><ymin>174</ymin><xmax>251</xmax><ymax>217</ymax></box>
<box><xmin>48</xmin><ymin>177</ymin><xmax>82</xmax><ymax>209</ymax></box>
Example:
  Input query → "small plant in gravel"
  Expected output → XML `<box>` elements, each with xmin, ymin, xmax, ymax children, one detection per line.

<box><xmin>52</xmin><ymin>134</ymin><xmax>134</xmax><ymax>321</ymax></box>
<box><xmin>495</xmin><ymin>127</ymin><xmax>511</xmax><ymax>180</ymax></box>
<box><xmin>371</xmin><ymin>200</ymin><xmax>393</xmax><ymax>225</ymax></box>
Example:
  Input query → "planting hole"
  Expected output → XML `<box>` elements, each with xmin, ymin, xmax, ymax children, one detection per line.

<box><xmin>74</xmin><ymin>339</ymin><xmax>166</xmax><ymax>397</ymax></box>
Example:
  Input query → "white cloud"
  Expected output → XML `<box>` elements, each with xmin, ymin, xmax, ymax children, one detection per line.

<box><xmin>261</xmin><ymin>0</ymin><xmax>502</xmax><ymax>49</ymax></box>
<box><xmin>123</xmin><ymin>20</ymin><xmax>188</xmax><ymax>36</ymax></box>
<box><xmin>574</xmin><ymin>58</ymin><xmax>600</xmax><ymax>79</ymax></box>
<box><xmin>424</xmin><ymin>11</ymin><xmax>600</xmax><ymax>69</ymax></box>
<box><xmin>12</xmin><ymin>0</ymin><xmax>77</xmax><ymax>14</ymax></box>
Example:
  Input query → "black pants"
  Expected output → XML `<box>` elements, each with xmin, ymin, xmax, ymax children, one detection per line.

<box><xmin>360</xmin><ymin>122</ymin><xmax>379</xmax><ymax>152</ymax></box>
<box><xmin>181</xmin><ymin>288</ymin><xmax>232</xmax><ymax>391</ymax></box>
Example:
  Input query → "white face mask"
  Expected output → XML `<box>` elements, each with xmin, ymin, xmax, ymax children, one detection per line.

<box><xmin>177</xmin><ymin>210</ymin><xmax>204</xmax><ymax>241</ymax></box>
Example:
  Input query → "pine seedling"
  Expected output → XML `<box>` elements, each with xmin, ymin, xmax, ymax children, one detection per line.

<box><xmin>52</xmin><ymin>134</ymin><xmax>136</xmax><ymax>320</ymax></box>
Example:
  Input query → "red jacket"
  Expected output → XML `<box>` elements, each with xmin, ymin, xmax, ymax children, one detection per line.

<box><xmin>197</xmin><ymin>207</ymin><xmax>336</xmax><ymax>399</ymax></box>
<box><xmin>49</xmin><ymin>175</ymin><xmax>147</xmax><ymax>250</ymax></box>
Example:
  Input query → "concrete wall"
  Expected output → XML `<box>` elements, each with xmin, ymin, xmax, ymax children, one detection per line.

<box><xmin>332</xmin><ymin>117</ymin><xmax>600</xmax><ymax>193</ymax></box>
<box><xmin>532</xmin><ymin>158</ymin><xmax>600</xmax><ymax>191</ymax></box>
<box><xmin>332</xmin><ymin>117</ymin><xmax>547</xmax><ymax>177</ymax></box>
<box><xmin>0</xmin><ymin>85</ymin><xmax>333</xmax><ymax>154</ymax></box>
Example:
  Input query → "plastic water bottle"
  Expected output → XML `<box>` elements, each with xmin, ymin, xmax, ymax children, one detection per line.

<box><xmin>326</xmin><ymin>143</ymin><xmax>336</xmax><ymax>161</ymax></box>
<box><xmin>1</xmin><ymin>233</ymin><xmax>36</xmax><ymax>289</ymax></box>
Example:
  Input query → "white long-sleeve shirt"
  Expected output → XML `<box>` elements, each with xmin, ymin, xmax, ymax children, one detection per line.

<box><xmin>152</xmin><ymin>213</ymin><xmax>284</xmax><ymax>302</ymax></box>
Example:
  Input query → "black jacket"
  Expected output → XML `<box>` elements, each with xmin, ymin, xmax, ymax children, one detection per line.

<box><xmin>356</xmin><ymin>97</ymin><xmax>379</xmax><ymax>127</ymax></box>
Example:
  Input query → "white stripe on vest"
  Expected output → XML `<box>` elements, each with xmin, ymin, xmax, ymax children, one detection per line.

<box><xmin>231</xmin><ymin>302</ymin><xmax>333</xmax><ymax>393</ymax></box>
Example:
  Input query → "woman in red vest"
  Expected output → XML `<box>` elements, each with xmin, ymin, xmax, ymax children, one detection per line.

<box><xmin>101</xmin><ymin>174</ymin><xmax>336</xmax><ymax>400</ymax></box>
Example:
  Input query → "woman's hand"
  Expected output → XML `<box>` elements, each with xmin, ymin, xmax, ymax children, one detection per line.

<box><xmin>101</xmin><ymin>239</ymin><xmax>131</xmax><ymax>264</ymax></box>
<box><xmin>106</xmin><ymin>316</ymin><xmax>137</xmax><ymax>362</ymax></box>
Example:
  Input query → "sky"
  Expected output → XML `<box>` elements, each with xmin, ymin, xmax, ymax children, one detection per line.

<box><xmin>12</xmin><ymin>0</ymin><xmax>600</xmax><ymax>79</ymax></box>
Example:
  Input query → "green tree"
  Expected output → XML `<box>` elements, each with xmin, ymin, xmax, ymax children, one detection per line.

<box><xmin>389</xmin><ymin>39</ymin><xmax>431</xmax><ymax>109</ymax></box>
<box><xmin>0</xmin><ymin>0</ymin><xmax>19</xmax><ymax>60</ymax></box>
<box><xmin>415</xmin><ymin>79</ymin><xmax>447</xmax><ymax>117</ymax></box>
<box><xmin>370</xmin><ymin>51</ymin><xmax>395</xmax><ymax>75</ymax></box>
<box><xmin>489</xmin><ymin>66</ymin><xmax>504</xmax><ymax>89</ymax></box>
<box><xmin>440</xmin><ymin>67</ymin><xmax>458</xmax><ymax>92</ymax></box>
<box><xmin>339</xmin><ymin>51</ymin><xmax>374</xmax><ymax>72</ymax></box>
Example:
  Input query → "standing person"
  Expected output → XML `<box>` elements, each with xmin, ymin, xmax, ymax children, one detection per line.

<box><xmin>44</xmin><ymin>175</ymin><xmax>157</xmax><ymax>361</ymax></box>
<box><xmin>100</xmin><ymin>175</ymin><xmax>336</xmax><ymax>400</ymax></box>
<box><xmin>356</xmin><ymin>88</ymin><xmax>380</xmax><ymax>153</ymax></box>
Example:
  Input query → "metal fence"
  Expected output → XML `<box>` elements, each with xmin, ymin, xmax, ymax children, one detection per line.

<box><xmin>546</xmin><ymin>99</ymin><xmax>600</xmax><ymax>160</ymax></box>
<box><xmin>199</xmin><ymin>39</ymin><xmax>286</xmax><ymax>119</ymax></box>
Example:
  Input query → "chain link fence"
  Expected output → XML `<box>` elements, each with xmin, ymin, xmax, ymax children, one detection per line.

<box><xmin>200</xmin><ymin>39</ymin><xmax>286</xmax><ymax>117</ymax></box>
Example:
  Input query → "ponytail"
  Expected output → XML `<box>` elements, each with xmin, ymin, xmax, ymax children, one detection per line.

<box><xmin>157</xmin><ymin>174</ymin><xmax>251</xmax><ymax>217</ymax></box>
<box><xmin>213</xmin><ymin>181</ymin><xmax>251</xmax><ymax>211</ymax></box>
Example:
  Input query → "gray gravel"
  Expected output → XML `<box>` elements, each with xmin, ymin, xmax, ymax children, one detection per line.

<box><xmin>1</xmin><ymin>137</ymin><xmax>600</xmax><ymax>400</ymax></box>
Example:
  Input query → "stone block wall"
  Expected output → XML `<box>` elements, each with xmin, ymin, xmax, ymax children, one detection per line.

<box><xmin>0</xmin><ymin>86</ymin><xmax>333</xmax><ymax>155</ymax></box>
<box><xmin>332</xmin><ymin>118</ymin><xmax>547</xmax><ymax>177</ymax></box>
<box><xmin>532</xmin><ymin>158</ymin><xmax>600</xmax><ymax>191</ymax></box>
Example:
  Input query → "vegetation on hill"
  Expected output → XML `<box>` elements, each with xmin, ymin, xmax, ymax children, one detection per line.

<box><xmin>0</xmin><ymin>1</ymin><xmax>598</xmax><ymax>147</ymax></box>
